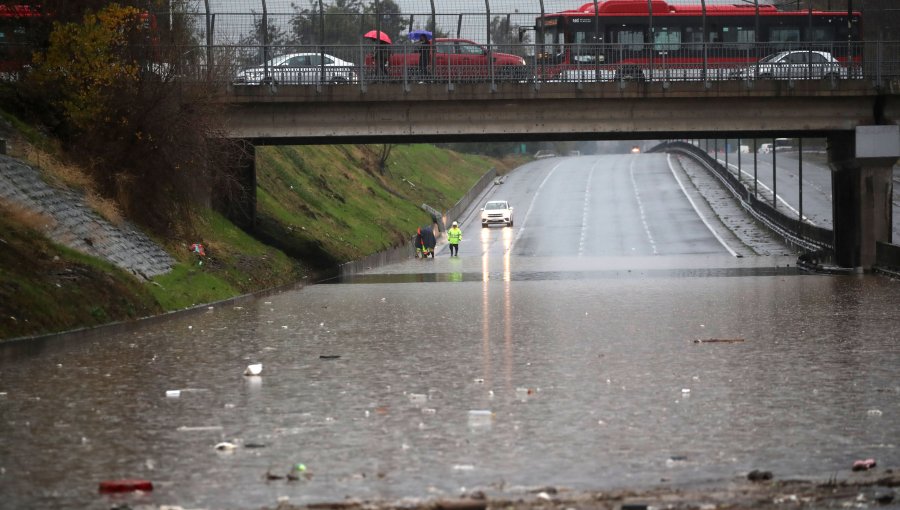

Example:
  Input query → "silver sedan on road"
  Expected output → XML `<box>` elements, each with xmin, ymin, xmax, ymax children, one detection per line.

<box><xmin>233</xmin><ymin>53</ymin><xmax>357</xmax><ymax>85</ymax></box>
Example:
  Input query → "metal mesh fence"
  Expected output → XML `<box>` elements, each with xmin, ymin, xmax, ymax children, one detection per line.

<box><xmin>151</xmin><ymin>0</ymin><xmax>895</xmax><ymax>85</ymax></box>
<box><xmin>8</xmin><ymin>1</ymin><xmax>895</xmax><ymax>85</ymax></box>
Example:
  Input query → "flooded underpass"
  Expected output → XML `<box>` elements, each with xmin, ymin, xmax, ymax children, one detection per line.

<box><xmin>3</xmin><ymin>153</ymin><xmax>899</xmax><ymax>509</ymax></box>
<box><xmin>1</xmin><ymin>255</ymin><xmax>898</xmax><ymax>510</ymax></box>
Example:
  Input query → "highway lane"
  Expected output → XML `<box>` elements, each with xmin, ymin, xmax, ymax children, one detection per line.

<box><xmin>717</xmin><ymin>149</ymin><xmax>899</xmax><ymax>243</ymax></box>
<box><xmin>453</xmin><ymin>153</ymin><xmax>731</xmax><ymax>260</ymax></box>
<box><xmin>712</xmin><ymin>150</ymin><xmax>833</xmax><ymax>229</ymax></box>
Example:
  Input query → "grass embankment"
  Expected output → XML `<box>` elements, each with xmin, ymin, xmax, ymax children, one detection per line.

<box><xmin>0</xmin><ymin>200</ymin><xmax>163</xmax><ymax>338</ymax></box>
<box><xmin>0</xmin><ymin>139</ymin><xmax>517</xmax><ymax>340</ymax></box>
<box><xmin>253</xmin><ymin>144</ymin><xmax>508</xmax><ymax>265</ymax></box>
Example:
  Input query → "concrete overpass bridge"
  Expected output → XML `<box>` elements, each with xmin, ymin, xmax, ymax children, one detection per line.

<box><xmin>215</xmin><ymin>77</ymin><xmax>900</xmax><ymax>271</ymax></box>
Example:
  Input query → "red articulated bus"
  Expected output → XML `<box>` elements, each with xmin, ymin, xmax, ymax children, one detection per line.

<box><xmin>533</xmin><ymin>0</ymin><xmax>862</xmax><ymax>82</ymax></box>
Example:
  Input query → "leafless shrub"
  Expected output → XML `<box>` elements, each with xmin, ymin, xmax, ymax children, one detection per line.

<box><xmin>23</xmin><ymin>144</ymin><xmax>94</xmax><ymax>191</ymax></box>
<box><xmin>85</xmin><ymin>191</ymin><xmax>124</xmax><ymax>226</ymax></box>
<box><xmin>0</xmin><ymin>198</ymin><xmax>57</xmax><ymax>233</ymax></box>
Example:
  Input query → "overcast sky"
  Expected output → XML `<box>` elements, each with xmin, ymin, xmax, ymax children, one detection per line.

<box><xmin>208</xmin><ymin>0</ymin><xmax>777</xmax><ymax>15</ymax></box>
<box><xmin>202</xmin><ymin>0</ymin><xmax>781</xmax><ymax>42</ymax></box>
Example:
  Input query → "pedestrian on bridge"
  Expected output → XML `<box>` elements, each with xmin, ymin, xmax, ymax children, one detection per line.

<box><xmin>417</xmin><ymin>33</ymin><xmax>431</xmax><ymax>80</ymax></box>
<box><xmin>447</xmin><ymin>221</ymin><xmax>462</xmax><ymax>257</ymax></box>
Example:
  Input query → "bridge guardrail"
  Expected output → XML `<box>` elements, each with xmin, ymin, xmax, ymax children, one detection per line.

<box><xmin>183</xmin><ymin>40</ymin><xmax>900</xmax><ymax>90</ymax></box>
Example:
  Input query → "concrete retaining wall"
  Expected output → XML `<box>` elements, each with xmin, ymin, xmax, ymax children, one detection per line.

<box><xmin>0</xmin><ymin>155</ymin><xmax>174</xmax><ymax>279</ymax></box>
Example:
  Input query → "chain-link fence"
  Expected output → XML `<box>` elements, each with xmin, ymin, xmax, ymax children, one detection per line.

<box><xmin>3</xmin><ymin>1</ymin><xmax>898</xmax><ymax>86</ymax></box>
<box><xmin>142</xmin><ymin>0</ymin><xmax>898</xmax><ymax>87</ymax></box>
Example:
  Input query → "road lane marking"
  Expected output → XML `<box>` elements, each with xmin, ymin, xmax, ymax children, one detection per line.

<box><xmin>668</xmin><ymin>154</ymin><xmax>738</xmax><ymax>257</ymax></box>
<box><xmin>629</xmin><ymin>157</ymin><xmax>658</xmax><ymax>255</ymax></box>
<box><xmin>511</xmin><ymin>160</ymin><xmax>563</xmax><ymax>251</ymax></box>
<box><xmin>578</xmin><ymin>159</ymin><xmax>600</xmax><ymax>257</ymax></box>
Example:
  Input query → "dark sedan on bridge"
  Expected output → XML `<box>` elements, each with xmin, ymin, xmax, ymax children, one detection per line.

<box><xmin>731</xmin><ymin>50</ymin><xmax>849</xmax><ymax>81</ymax></box>
<box><xmin>233</xmin><ymin>53</ymin><xmax>358</xmax><ymax>85</ymax></box>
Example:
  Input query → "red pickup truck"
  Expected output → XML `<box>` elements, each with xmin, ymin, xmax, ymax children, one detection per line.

<box><xmin>365</xmin><ymin>38</ymin><xmax>528</xmax><ymax>81</ymax></box>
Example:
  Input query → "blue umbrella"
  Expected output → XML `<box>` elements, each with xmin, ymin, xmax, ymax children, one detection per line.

<box><xmin>408</xmin><ymin>30</ymin><xmax>433</xmax><ymax>41</ymax></box>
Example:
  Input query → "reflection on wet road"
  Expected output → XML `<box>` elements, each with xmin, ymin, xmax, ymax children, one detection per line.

<box><xmin>0</xmin><ymin>155</ymin><xmax>898</xmax><ymax>510</ymax></box>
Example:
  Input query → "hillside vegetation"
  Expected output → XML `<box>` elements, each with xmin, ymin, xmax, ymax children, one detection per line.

<box><xmin>0</xmin><ymin>4</ymin><xmax>523</xmax><ymax>340</ymax></box>
<box><xmin>0</xmin><ymin>134</ymin><xmax>514</xmax><ymax>340</ymax></box>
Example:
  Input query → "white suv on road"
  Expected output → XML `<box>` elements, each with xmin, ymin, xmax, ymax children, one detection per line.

<box><xmin>481</xmin><ymin>200</ymin><xmax>514</xmax><ymax>228</ymax></box>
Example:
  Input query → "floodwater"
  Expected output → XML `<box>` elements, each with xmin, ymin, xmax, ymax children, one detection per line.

<box><xmin>1</xmin><ymin>255</ymin><xmax>898</xmax><ymax>510</ymax></box>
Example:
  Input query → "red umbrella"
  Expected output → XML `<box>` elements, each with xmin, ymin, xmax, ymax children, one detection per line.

<box><xmin>364</xmin><ymin>30</ymin><xmax>392</xmax><ymax>44</ymax></box>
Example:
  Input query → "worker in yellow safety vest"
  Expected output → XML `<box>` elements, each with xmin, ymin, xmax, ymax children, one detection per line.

<box><xmin>447</xmin><ymin>221</ymin><xmax>462</xmax><ymax>257</ymax></box>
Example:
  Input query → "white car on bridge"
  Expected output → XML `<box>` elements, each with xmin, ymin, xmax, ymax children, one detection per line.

<box><xmin>732</xmin><ymin>50</ymin><xmax>848</xmax><ymax>81</ymax></box>
<box><xmin>234</xmin><ymin>53</ymin><xmax>357</xmax><ymax>85</ymax></box>
<box><xmin>481</xmin><ymin>200</ymin><xmax>514</xmax><ymax>228</ymax></box>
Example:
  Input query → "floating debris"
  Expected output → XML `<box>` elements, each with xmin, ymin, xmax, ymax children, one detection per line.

<box><xmin>748</xmin><ymin>469</ymin><xmax>773</xmax><ymax>482</ymax></box>
<box><xmin>852</xmin><ymin>458</ymin><xmax>877</xmax><ymax>471</ymax></box>
<box><xmin>98</xmin><ymin>479</ymin><xmax>153</xmax><ymax>493</ymax></box>
<box><xmin>244</xmin><ymin>364</ymin><xmax>262</xmax><ymax>376</ymax></box>
<box><xmin>693</xmin><ymin>338</ymin><xmax>745</xmax><ymax>344</ymax></box>
<box><xmin>468</xmin><ymin>410</ymin><xmax>494</xmax><ymax>428</ymax></box>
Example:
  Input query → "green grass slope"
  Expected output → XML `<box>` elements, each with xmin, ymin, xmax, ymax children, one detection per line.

<box><xmin>1</xmin><ymin>141</ymin><xmax>509</xmax><ymax>340</ymax></box>
<box><xmin>0</xmin><ymin>202</ymin><xmax>163</xmax><ymax>339</ymax></box>
<box><xmin>254</xmin><ymin>144</ymin><xmax>500</xmax><ymax>267</ymax></box>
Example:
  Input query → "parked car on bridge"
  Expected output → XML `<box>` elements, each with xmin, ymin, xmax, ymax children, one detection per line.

<box><xmin>233</xmin><ymin>53</ymin><xmax>357</xmax><ymax>85</ymax></box>
<box><xmin>481</xmin><ymin>200</ymin><xmax>514</xmax><ymax>228</ymax></box>
<box><xmin>365</xmin><ymin>38</ymin><xmax>527</xmax><ymax>81</ymax></box>
<box><xmin>732</xmin><ymin>50</ymin><xmax>847</xmax><ymax>81</ymax></box>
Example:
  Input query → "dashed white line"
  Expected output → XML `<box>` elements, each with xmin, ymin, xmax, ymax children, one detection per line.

<box><xmin>578</xmin><ymin>159</ymin><xmax>600</xmax><ymax>256</ymax></box>
<box><xmin>629</xmin><ymin>157</ymin><xmax>657</xmax><ymax>255</ymax></box>
<box><xmin>511</xmin><ymin>160</ymin><xmax>564</xmax><ymax>250</ymax></box>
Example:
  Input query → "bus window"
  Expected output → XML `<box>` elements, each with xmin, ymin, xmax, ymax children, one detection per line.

<box><xmin>770</xmin><ymin>26</ymin><xmax>801</xmax><ymax>49</ymax></box>
<box><xmin>653</xmin><ymin>26</ymin><xmax>680</xmax><ymax>51</ymax></box>
<box><xmin>807</xmin><ymin>25</ymin><xmax>835</xmax><ymax>42</ymax></box>
<box><xmin>538</xmin><ymin>27</ymin><xmax>564</xmax><ymax>63</ymax></box>
<box><xmin>722</xmin><ymin>26</ymin><xmax>755</xmax><ymax>49</ymax></box>
<box><xmin>572</xmin><ymin>29</ymin><xmax>604</xmax><ymax>63</ymax></box>
<box><xmin>611</xmin><ymin>26</ymin><xmax>645</xmax><ymax>51</ymax></box>
<box><xmin>706</xmin><ymin>24</ymin><xmax>721</xmax><ymax>43</ymax></box>
<box><xmin>683</xmin><ymin>26</ymin><xmax>704</xmax><ymax>45</ymax></box>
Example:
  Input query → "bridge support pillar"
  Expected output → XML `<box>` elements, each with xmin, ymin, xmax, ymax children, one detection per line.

<box><xmin>828</xmin><ymin>126</ymin><xmax>899</xmax><ymax>270</ymax></box>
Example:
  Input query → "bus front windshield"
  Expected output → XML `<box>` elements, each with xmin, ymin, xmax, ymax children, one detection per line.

<box><xmin>538</xmin><ymin>17</ymin><xmax>564</xmax><ymax>59</ymax></box>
